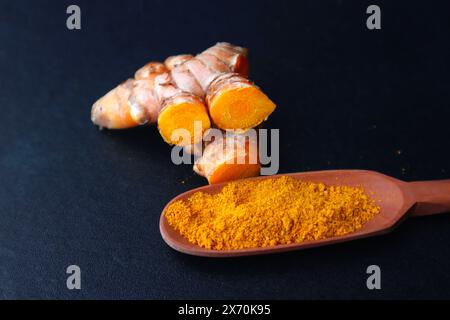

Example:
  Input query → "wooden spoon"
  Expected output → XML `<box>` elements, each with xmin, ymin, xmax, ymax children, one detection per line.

<box><xmin>159</xmin><ymin>170</ymin><xmax>450</xmax><ymax>257</ymax></box>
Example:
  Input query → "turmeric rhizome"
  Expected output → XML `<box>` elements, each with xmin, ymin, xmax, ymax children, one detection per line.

<box><xmin>91</xmin><ymin>43</ymin><xmax>276</xmax><ymax>184</ymax></box>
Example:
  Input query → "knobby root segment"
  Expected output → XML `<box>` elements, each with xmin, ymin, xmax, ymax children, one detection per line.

<box><xmin>167</xmin><ymin>42</ymin><xmax>249</xmax><ymax>99</ymax></box>
<box><xmin>157</xmin><ymin>94</ymin><xmax>210</xmax><ymax>145</ymax></box>
<box><xmin>151</xmin><ymin>72</ymin><xmax>210</xmax><ymax>145</ymax></box>
<box><xmin>206</xmin><ymin>74</ymin><xmax>276</xmax><ymax>130</ymax></box>
<box><xmin>91</xmin><ymin>62</ymin><xmax>168</xmax><ymax>129</ymax></box>
<box><xmin>134</xmin><ymin>61</ymin><xmax>168</xmax><ymax>80</ymax></box>
<box><xmin>194</xmin><ymin>133</ymin><xmax>260</xmax><ymax>184</ymax></box>
<box><xmin>203</xmin><ymin>42</ymin><xmax>249</xmax><ymax>76</ymax></box>
<box><xmin>164</xmin><ymin>54</ymin><xmax>194</xmax><ymax>70</ymax></box>
<box><xmin>91</xmin><ymin>79</ymin><xmax>137</xmax><ymax>129</ymax></box>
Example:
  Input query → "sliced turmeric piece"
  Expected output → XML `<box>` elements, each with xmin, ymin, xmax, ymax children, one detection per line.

<box><xmin>207</xmin><ymin>162</ymin><xmax>261</xmax><ymax>185</ymax></box>
<box><xmin>157</xmin><ymin>94</ymin><xmax>211</xmax><ymax>145</ymax></box>
<box><xmin>151</xmin><ymin>72</ymin><xmax>210</xmax><ymax>145</ymax></box>
<box><xmin>194</xmin><ymin>133</ymin><xmax>260</xmax><ymax>184</ymax></box>
<box><xmin>206</xmin><ymin>74</ymin><xmax>276</xmax><ymax>130</ymax></box>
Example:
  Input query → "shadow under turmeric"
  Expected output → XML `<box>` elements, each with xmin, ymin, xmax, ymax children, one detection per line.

<box><xmin>165</xmin><ymin>176</ymin><xmax>380</xmax><ymax>250</ymax></box>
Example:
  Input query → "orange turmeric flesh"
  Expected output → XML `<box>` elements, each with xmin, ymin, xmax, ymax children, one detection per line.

<box><xmin>193</xmin><ymin>132</ymin><xmax>260</xmax><ymax>184</ymax></box>
<box><xmin>207</xmin><ymin>162</ymin><xmax>261</xmax><ymax>185</ymax></box>
<box><xmin>157</xmin><ymin>101</ymin><xmax>211</xmax><ymax>145</ymax></box>
<box><xmin>165</xmin><ymin>176</ymin><xmax>380</xmax><ymax>250</ymax></box>
<box><xmin>208</xmin><ymin>84</ymin><xmax>276</xmax><ymax>130</ymax></box>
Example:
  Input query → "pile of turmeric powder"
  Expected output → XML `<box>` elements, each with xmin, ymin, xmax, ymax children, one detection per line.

<box><xmin>165</xmin><ymin>176</ymin><xmax>380</xmax><ymax>250</ymax></box>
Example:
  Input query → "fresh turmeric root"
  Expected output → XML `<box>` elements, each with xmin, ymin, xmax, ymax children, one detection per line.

<box><xmin>194</xmin><ymin>132</ymin><xmax>260</xmax><ymax>184</ymax></box>
<box><xmin>92</xmin><ymin>43</ymin><xmax>275</xmax><ymax>142</ymax></box>
<box><xmin>92</xmin><ymin>62</ymin><xmax>210</xmax><ymax>145</ymax></box>
<box><xmin>206</xmin><ymin>73</ymin><xmax>275</xmax><ymax>130</ymax></box>
<box><xmin>167</xmin><ymin>43</ymin><xmax>274</xmax><ymax>130</ymax></box>
<box><xmin>91</xmin><ymin>43</ymin><xmax>274</xmax><ymax>183</ymax></box>
<box><xmin>91</xmin><ymin>79</ymin><xmax>137</xmax><ymax>129</ymax></box>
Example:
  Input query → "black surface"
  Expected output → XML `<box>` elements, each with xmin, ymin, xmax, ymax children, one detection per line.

<box><xmin>1</xmin><ymin>0</ymin><xmax>450</xmax><ymax>299</ymax></box>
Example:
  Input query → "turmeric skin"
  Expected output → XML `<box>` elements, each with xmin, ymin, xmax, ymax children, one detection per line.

<box><xmin>165</xmin><ymin>176</ymin><xmax>380</xmax><ymax>250</ymax></box>
<box><xmin>193</xmin><ymin>132</ymin><xmax>261</xmax><ymax>184</ymax></box>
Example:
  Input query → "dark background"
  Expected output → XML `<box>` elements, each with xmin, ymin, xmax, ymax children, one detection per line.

<box><xmin>1</xmin><ymin>0</ymin><xmax>450</xmax><ymax>299</ymax></box>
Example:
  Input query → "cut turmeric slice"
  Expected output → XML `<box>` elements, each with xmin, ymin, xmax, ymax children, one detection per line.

<box><xmin>157</xmin><ymin>94</ymin><xmax>211</xmax><ymax>145</ymax></box>
<box><xmin>194</xmin><ymin>133</ymin><xmax>260</xmax><ymax>184</ymax></box>
<box><xmin>207</xmin><ymin>74</ymin><xmax>276</xmax><ymax>130</ymax></box>
<box><xmin>207</xmin><ymin>162</ymin><xmax>261</xmax><ymax>185</ymax></box>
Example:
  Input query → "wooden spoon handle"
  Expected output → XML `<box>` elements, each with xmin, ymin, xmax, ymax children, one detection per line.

<box><xmin>408</xmin><ymin>180</ymin><xmax>450</xmax><ymax>216</ymax></box>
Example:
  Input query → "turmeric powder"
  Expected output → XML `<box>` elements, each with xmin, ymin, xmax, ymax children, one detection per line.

<box><xmin>165</xmin><ymin>176</ymin><xmax>380</xmax><ymax>250</ymax></box>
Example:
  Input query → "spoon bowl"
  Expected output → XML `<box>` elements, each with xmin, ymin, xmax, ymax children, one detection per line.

<box><xmin>160</xmin><ymin>170</ymin><xmax>450</xmax><ymax>257</ymax></box>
